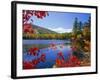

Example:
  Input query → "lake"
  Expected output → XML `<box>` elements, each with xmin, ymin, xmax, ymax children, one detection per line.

<box><xmin>23</xmin><ymin>40</ymin><xmax>72</xmax><ymax>69</ymax></box>
<box><xmin>23</xmin><ymin>40</ymin><xmax>70</xmax><ymax>45</ymax></box>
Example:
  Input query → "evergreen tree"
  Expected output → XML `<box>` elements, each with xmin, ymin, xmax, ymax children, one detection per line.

<box><xmin>79</xmin><ymin>21</ymin><xmax>83</xmax><ymax>30</ymax></box>
<box><xmin>73</xmin><ymin>17</ymin><xmax>78</xmax><ymax>33</ymax></box>
<box><xmin>88</xmin><ymin>16</ymin><xmax>91</xmax><ymax>27</ymax></box>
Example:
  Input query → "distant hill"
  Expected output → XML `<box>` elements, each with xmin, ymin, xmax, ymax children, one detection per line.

<box><xmin>31</xmin><ymin>24</ymin><xmax>57</xmax><ymax>34</ymax></box>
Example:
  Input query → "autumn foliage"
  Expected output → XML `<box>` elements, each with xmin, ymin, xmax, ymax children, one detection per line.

<box><xmin>56</xmin><ymin>54</ymin><xmax>81</xmax><ymax>67</ymax></box>
<box><xmin>23</xmin><ymin>10</ymin><xmax>49</xmax><ymax>24</ymax></box>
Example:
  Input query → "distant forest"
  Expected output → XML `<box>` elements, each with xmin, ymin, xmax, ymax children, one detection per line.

<box><xmin>23</xmin><ymin>17</ymin><xmax>90</xmax><ymax>40</ymax></box>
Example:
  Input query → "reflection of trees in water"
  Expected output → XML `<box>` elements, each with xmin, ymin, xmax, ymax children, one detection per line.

<box><xmin>23</xmin><ymin>42</ymin><xmax>71</xmax><ymax>52</ymax></box>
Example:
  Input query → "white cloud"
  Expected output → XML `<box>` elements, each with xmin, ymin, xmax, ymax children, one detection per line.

<box><xmin>48</xmin><ymin>27</ymin><xmax>72</xmax><ymax>33</ymax></box>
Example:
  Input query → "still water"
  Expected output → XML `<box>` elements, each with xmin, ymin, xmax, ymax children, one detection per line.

<box><xmin>23</xmin><ymin>40</ymin><xmax>72</xmax><ymax>69</ymax></box>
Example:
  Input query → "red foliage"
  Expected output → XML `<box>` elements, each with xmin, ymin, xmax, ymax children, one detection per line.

<box><xmin>23</xmin><ymin>53</ymin><xmax>46</xmax><ymax>69</ymax></box>
<box><xmin>23</xmin><ymin>24</ymin><xmax>34</xmax><ymax>33</ymax></box>
<box><xmin>28</xmin><ymin>47</ymin><xmax>39</xmax><ymax>56</ymax></box>
<box><xmin>57</xmin><ymin>52</ymin><xmax>64</xmax><ymax>60</ymax></box>
<box><xmin>70</xmin><ymin>55</ymin><xmax>78</xmax><ymax>62</ymax></box>
<box><xmin>23</xmin><ymin>10</ymin><xmax>48</xmax><ymax>24</ymax></box>
<box><xmin>23</xmin><ymin>61</ymin><xmax>36</xmax><ymax>69</ymax></box>
<box><xmin>66</xmin><ymin>55</ymin><xmax>81</xmax><ymax>67</ymax></box>
<box><xmin>56</xmin><ymin>59</ymin><xmax>62</xmax><ymax>65</ymax></box>
<box><xmin>40</xmin><ymin>53</ymin><xmax>46</xmax><ymax>62</ymax></box>
<box><xmin>32</xmin><ymin>59</ymin><xmax>39</xmax><ymax>65</ymax></box>
<box><xmin>56</xmin><ymin>55</ymin><xmax>81</xmax><ymax>67</ymax></box>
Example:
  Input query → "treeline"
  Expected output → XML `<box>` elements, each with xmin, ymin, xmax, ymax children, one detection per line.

<box><xmin>23</xmin><ymin>33</ymin><xmax>72</xmax><ymax>40</ymax></box>
<box><xmin>71</xmin><ymin>17</ymin><xmax>91</xmax><ymax>62</ymax></box>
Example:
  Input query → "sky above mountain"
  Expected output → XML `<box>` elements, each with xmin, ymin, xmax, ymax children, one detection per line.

<box><xmin>28</xmin><ymin>11</ymin><xmax>90</xmax><ymax>33</ymax></box>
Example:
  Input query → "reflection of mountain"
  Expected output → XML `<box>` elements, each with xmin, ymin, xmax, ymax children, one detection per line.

<box><xmin>32</xmin><ymin>24</ymin><xmax>57</xmax><ymax>34</ymax></box>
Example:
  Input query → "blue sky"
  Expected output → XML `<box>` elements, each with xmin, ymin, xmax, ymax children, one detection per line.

<box><xmin>28</xmin><ymin>11</ymin><xmax>90</xmax><ymax>33</ymax></box>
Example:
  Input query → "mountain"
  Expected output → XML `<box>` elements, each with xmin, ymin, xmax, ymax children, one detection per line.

<box><xmin>31</xmin><ymin>24</ymin><xmax>57</xmax><ymax>34</ymax></box>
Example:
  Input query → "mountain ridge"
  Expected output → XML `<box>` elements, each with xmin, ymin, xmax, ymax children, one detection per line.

<box><xmin>31</xmin><ymin>24</ymin><xmax>58</xmax><ymax>34</ymax></box>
